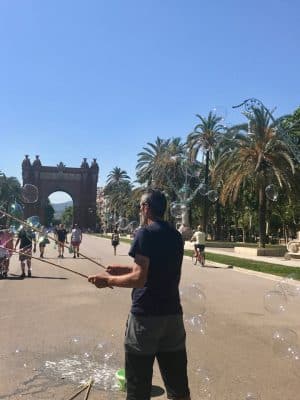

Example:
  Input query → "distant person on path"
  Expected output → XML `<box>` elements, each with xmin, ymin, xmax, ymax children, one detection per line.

<box><xmin>71</xmin><ymin>224</ymin><xmax>82</xmax><ymax>258</ymax></box>
<box><xmin>88</xmin><ymin>189</ymin><xmax>190</xmax><ymax>400</ymax></box>
<box><xmin>38</xmin><ymin>227</ymin><xmax>50</xmax><ymax>258</ymax></box>
<box><xmin>190</xmin><ymin>225</ymin><xmax>206</xmax><ymax>264</ymax></box>
<box><xmin>55</xmin><ymin>224</ymin><xmax>68</xmax><ymax>258</ymax></box>
<box><xmin>111</xmin><ymin>228</ymin><xmax>120</xmax><ymax>256</ymax></box>
<box><xmin>15</xmin><ymin>228</ymin><xmax>36</xmax><ymax>277</ymax></box>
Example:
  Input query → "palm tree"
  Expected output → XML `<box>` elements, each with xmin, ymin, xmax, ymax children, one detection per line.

<box><xmin>215</xmin><ymin>106</ymin><xmax>297</xmax><ymax>247</ymax></box>
<box><xmin>105</xmin><ymin>167</ymin><xmax>132</xmax><ymax>225</ymax></box>
<box><xmin>136</xmin><ymin>137</ymin><xmax>186</xmax><ymax>193</ymax></box>
<box><xmin>106</xmin><ymin>167</ymin><xmax>130</xmax><ymax>186</ymax></box>
<box><xmin>187</xmin><ymin>111</ymin><xmax>225</xmax><ymax>231</ymax></box>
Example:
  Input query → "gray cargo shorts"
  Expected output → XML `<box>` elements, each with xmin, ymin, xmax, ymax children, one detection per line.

<box><xmin>124</xmin><ymin>312</ymin><xmax>186</xmax><ymax>355</ymax></box>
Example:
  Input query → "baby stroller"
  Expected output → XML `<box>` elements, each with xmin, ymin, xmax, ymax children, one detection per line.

<box><xmin>0</xmin><ymin>230</ymin><xmax>13</xmax><ymax>279</ymax></box>
<box><xmin>0</xmin><ymin>246</ymin><xmax>9</xmax><ymax>279</ymax></box>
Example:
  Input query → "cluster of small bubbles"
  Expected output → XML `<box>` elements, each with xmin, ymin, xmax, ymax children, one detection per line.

<box><xmin>263</xmin><ymin>290</ymin><xmax>287</xmax><ymax>314</ymax></box>
<box><xmin>194</xmin><ymin>367</ymin><xmax>213</xmax><ymax>399</ymax></box>
<box><xmin>44</xmin><ymin>355</ymin><xmax>119</xmax><ymax>391</ymax></box>
<box><xmin>198</xmin><ymin>183</ymin><xmax>208</xmax><ymax>196</ymax></box>
<box><xmin>21</xmin><ymin>184</ymin><xmax>39</xmax><ymax>204</ymax></box>
<box><xmin>265</xmin><ymin>184</ymin><xmax>278</xmax><ymax>201</ymax></box>
<box><xmin>185</xmin><ymin>314</ymin><xmax>207</xmax><ymax>334</ymax></box>
<box><xmin>245</xmin><ymin>392</ymin><xmax>261</xmax><ymax>400</ymax></box>
<box><xmin>272</xmin><ymin>328</ymin><xmax>299</xmax><ymax>359</ymax></box>
<box><xmin>26</xmin><ymin>215</ymin><xmax>41</xmax><ymax>228</ymax></box>
<box><xmin>207</xmin><ymin>190</ymin><xmax>219</xmax><ymax>203</ymax></box>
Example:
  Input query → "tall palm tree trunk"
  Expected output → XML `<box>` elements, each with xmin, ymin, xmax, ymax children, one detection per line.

<box><xmin>215</xmin><ymin>200</ymin><xmax>222</xmax><ymax>240</ymax></box>
<box><xmin>258</xmin><ymin>186</ymin><xmax>267</xmax><ymax>248</ymax></box>
<box><xmin>203</xmin><ymin>150</ymin><xmax>210</xmax><ymax>233</ymax></box>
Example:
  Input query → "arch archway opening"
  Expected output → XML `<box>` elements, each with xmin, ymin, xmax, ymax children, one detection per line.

<box><xmin>48</xmin><ymin>192</ymin><xmax>73</xmax><ymax>229</ymax></box>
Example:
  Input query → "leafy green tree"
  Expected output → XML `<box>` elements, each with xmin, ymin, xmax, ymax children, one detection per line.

<box><xmin>216</xmin><ymin>106</ymin><xmax>297</xmax><ymax>247</ymax></box>
<box><xmin>187</xmin><ymin>112</ymin><xmax>225</xmax><ymax>232</ymax></box>
<box><xmin>44</xmin><ymin>199</ymin><xmax>55</xmax><ymax>226</ymax></box>
<box><xmin>105</xmin><ymin>167</ymin><xmax>132</xmax><ymax>220</ymax></box>
<box><xmin>61</xmin><ymin>206</ymin><xmax>73</xmax><ymax>228</ymax></box>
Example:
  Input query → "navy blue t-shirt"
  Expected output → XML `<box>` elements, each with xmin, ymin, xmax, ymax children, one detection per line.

<box><xmin>128</xmin><ymin>220</ymin><xmax>183</xmax><ymax>316</ymax></box>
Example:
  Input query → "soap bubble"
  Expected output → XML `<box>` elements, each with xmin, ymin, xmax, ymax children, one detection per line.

<box><xmin>198</xmin><ymin>183</ymin><xmax>208</xmax><ymax>196</ymax></box>
<box><xmin>211</xmin><ymin>105</ymin><xmax>227</xmax><ymax>121</ymax></box>
<box><xmin>9</xmin><ymin>202</ymin><xmax>23</xmax><ymax>220</ymax></box>
<box><xmin>272</xmin><ymin>328</ymin><xmax>299</xmax><ymax>358</ymax></box>
<box><xmin>265</xmin><ymin>184</ymin><xmax>278</xmax><ymax>201</ymax></box>
<box><xmin>279</xmin><ymin>274</ymin><xmax>300</xmax><ymax>297</ymax></box>
<box><xmin>207</xmin><ymin>190</ymin><xmax>219</xmax><ymax>203</ymax></box>
<box><xmin>26</xmin><ymin>215</ymin><xmax>41</xmax><ymax>228</ymax></box>
<box><xmin>170</xmin><ymin>202</ymin><xmax>183</xmax><ymax>219</ymax></box>
<box><xmin>21</xmin><ymin>184</ymin><xmax>39</xmax><ymax>203</ymax></box>
<box><xmin>264</xmin><ymin>290</ymin><xmax>287</xmax><ymax>313</ymax></box>
<box><xmin>181</xmin><ymin>283</ymin><xmax>206</xmax><ymax>314</ymax></box>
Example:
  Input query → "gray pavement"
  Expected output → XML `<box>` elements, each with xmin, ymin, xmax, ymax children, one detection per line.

<box><xmin>0</xmin><ymin>235</ymin><xmax>299</xmax><ymax>400</ymax></box>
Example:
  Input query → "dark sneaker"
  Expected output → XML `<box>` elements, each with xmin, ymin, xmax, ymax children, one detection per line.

<box><xmin>73</xmin><ymin>254</ymin><xmax>76</xmax><ymax>258</ymax></box>
<box><xmin>61</xmin><ymin>254</ymin><xmax>64</xmax><ymax>258</ymax></box>
<box><xmin>77</xmin><ymin>253</ymin><xmax>80</xmax><ymax>258</ymax></box>
<box><xmin>21</xmin><ymin>272</ymin><xmax>25</xmax><ymax>278</ymax></box>
<box><xmin>28</xmin><ymin>271</ymin><xmax>32</xmax><ymax>277</ymax></box>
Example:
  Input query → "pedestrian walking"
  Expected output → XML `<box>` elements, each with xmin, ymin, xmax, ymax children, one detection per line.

<box><xmin>38</xmin><ymin>227</ymin><xmax>50</xmax><ymax>258</ymax></box>
<box><xmin>71</xmin><ymin>224</ymin><xmax>82</xmax><ymax>258</ymax></box>
<box><xmin>55</xmin><ymin>224</ymin><xmax>68</xmax><ymax>258</ymax></box>
<box><xmin>111</xmin><ymin>228</ymin><xmax>120</xmax><ymax>256</ymax></box>
<box><xmin>88</xmin><ymin>189</ymin><xmax>190</xmax><ymax>400</ymax></box>
<box><xmin>15</xmin><ymin>227</ymin><xmax>36</xmax><ymax>278</ymax></box>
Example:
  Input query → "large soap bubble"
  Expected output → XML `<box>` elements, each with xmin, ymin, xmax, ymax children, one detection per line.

<box><xmin>264</xmin><ymin>290</ymin><xmax>287</xmax><ymax>313</ymax></box>
<box><xmin>207</xmin><ymin>190</ymin><xmax>219</xmax><ymax>203</ymax></box>
<box><xmin>170</xmin><ymin>202</ymin><xmax>183</xmax><ymax>219</ymax></box>
<box><xmin>185</xmin><ymin>314</ymin><xmax>207</xmax><ymax>334</ymax></box>
<box><xmin>198</xmin><ymin>183</ymin><xmax>208</xmax><ymax>196</ymax></box>
<box><xmin>26</xmin><ymin>215</ymin><xmax>41</xmax><ymax>228</ymax></box>
<box><xmin>272</xmin><ymin>328</ymin><xmax>299</xmax><ymax>359</ymax></box>
<box><xmin>265</xmin><ymin>184</ymin><xmax>278</xmax><ymax>201</ymax></box>
<box><xmin>9</xmin><ymin>202</ymin><xmax>23</xmax><ymax>220</ymax></box>
<box><xmin>21</xmin><ymin>184</ymin><xmax>39</xmax><ymax>204</ymax></box>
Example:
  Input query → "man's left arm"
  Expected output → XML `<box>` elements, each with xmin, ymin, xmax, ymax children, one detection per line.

<box><xmin>88</xmin><ymin>254</ymin><xmax>149</xmax><ymax>289</ymax></box>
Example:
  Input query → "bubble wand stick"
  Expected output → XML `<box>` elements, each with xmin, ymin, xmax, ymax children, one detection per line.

<box><xmin>0</xmin><ymin>208</ymin><xmax>107</xmax><ymax>270</ymax></box>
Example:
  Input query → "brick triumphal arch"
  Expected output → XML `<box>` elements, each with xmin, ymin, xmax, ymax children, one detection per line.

<box><xmin>22</xmin><ymin>155</ymin><xmax>99</xmax><ymax>229</ymax></box>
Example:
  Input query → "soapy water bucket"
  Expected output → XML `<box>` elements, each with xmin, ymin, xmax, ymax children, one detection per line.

<box><xmin>116</xmin><ymin>368</ymin><xmax>126</xmax><ymax>391</ymax></box>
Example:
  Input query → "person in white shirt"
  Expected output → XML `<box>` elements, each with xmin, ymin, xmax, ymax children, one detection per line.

<box><xmin>190</xmin><ymin>225</ymin><xmax>206</xmax><ymax>265</ymax></box>
<box><xmin>71</xmin><ymin>224</ymin><xmax>82</xmax><ymax>258</ymax></box>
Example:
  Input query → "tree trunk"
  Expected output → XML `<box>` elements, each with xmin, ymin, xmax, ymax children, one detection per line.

<box><xmin>215</xmin><ymin>200</ymin><xmax>222</xmax><ymax>240</ymax></box>
<box><xmin>258</xmin><ymin>186</ymin><xmax>266</xmax><ymax>248</ymax></box>
<box><xmin>203</xmin><ymin>150</ymin><xmax>210</xmax><ymax>233</ymax></box>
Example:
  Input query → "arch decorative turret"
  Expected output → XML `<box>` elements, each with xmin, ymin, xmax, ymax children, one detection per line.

<box><xmin>22</xmin><ymin>156</ymin><xmax>99</xmax><ymax>229</ymax></box>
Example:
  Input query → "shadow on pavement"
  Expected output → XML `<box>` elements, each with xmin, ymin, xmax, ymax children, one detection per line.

<box><xmin>7</xmin><ymin>273</ymin><xmax>68</xmax><ymax>280</ymax></box>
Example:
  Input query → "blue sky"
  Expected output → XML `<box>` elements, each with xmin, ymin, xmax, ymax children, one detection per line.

<box><xmin>1</xmin><ymin>0</ymin><xmax>299</xmax><ymax>203</ymax></box>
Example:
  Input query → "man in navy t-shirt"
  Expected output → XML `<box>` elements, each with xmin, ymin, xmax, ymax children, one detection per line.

<box><xmin>88</xmin><ymin>189</ymin><xmax>190</xmax><ymax>400</ymax></box>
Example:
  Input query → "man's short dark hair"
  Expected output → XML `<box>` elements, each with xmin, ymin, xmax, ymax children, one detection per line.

<box><xmin>142</xmin><ymin>189</ymin><xmax>167</xmax><ymax>218</ymax></box>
